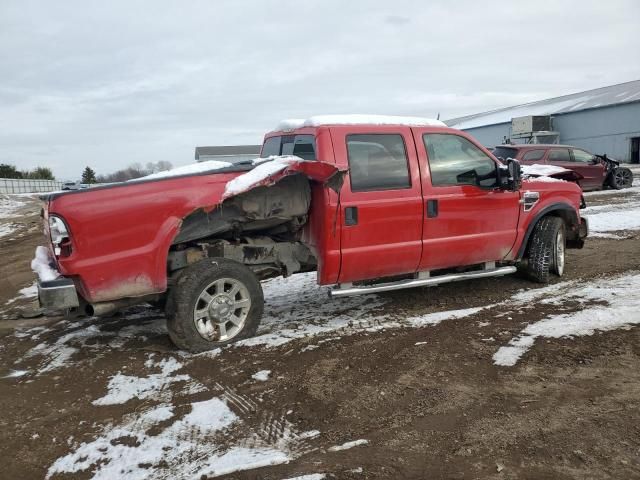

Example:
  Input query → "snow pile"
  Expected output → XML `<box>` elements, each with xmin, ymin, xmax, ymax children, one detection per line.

<box><xmin>31</xmin><ymin>246</ymin><xmax>59</xmax><ymax>282</ymax></box>
<box><xmin>135</xmin><ymin>159</ymin><xmax>233</xmax><ymax>180</ymax></box>
<box><xmin>521</xmin><ymin>164</ymin><xmax>570</xmax><ymax>177</ymax></box>
<box><xmin>92</xmin><ymin>357</ymin><xmax>202</xmax><ymax>405</ymax></box>
<box><xmin>251</xmin><ymin>369</ymin><xmax>271</xmax><ymax>382</ymax></box>
<box><xmin>494</xmin><ymin>272</ymin><xmax>640</xmax><ymax>366</ymax></box>
<box><xmin>223</xmin><ymin>155</ymin><xmax>303</xmax><ymax>198</ymax></box>
<box><xmin>276</xmin><ymin>114</ymin><xmax>446</xmax><ymax>131</ymax></box>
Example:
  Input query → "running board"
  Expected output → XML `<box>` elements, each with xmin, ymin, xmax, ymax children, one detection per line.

<box><xmin>330</xmin><ymin>265</ymin><xmax>517</xmax><ymax>298</ymax></box>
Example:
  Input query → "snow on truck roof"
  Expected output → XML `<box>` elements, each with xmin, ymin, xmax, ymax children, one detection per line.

<box><xmin>275</xmin><ymin>114</ymin><xmax>447</xmax><ymax>131</ymax></box>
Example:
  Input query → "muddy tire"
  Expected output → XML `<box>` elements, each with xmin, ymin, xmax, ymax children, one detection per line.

<box><xmin>165</xmin><ymin>258</ymin><xmax>264</xmax><ymax>352</ymax></box>
<box><xmin>525</xmin><ymin>216</ymin><xmax>566</xmax><ymax>283</ymax></box>
<box><xmin>608</xmin><ymin>167</ymin><xmax>633</xmax><ymax>189</ymax></box>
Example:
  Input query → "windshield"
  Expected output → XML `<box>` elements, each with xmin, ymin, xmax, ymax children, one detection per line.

<box><xmin>261</xmin><ymin>135</ymin><xmax>316</xmax><ymax>160</ymax></box>
<box><xmin>491</xmin><ymin>146</ymin><xmax>518</xmax><ymax>161</ymax></box>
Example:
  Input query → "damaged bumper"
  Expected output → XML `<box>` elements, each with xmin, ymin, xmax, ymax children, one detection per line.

<box><xmin>37</xmin><ymin>277</ymin><xmax>80</xmax><ymax>310</ymax></box>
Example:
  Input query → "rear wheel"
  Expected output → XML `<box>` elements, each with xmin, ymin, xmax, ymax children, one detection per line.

<box><xmin>608</xmin><ymin>167</ymin><xmax>633</xmax><ymax>189</ymax></box>
<box><xmin>165</xmin><ymin>258</ymin><xmax>264</xmax><ymax>352</ymax></box>
<box><xmin>525</xmin><ymin>216</ymin><xmax>566</xmax><ymax>283</ymax></box>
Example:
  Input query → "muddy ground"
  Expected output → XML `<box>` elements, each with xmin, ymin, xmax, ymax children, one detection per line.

<box><xmin>1</xmin><ymin>187</ymin><xmax>640</xmax><ymax>480</ymax></box>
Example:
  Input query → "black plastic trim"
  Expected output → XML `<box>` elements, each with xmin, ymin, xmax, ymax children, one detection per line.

<box><xmin>516</xmin><ymin>203</ymin><xmax>579</xmax><ymax>260</ymax></box>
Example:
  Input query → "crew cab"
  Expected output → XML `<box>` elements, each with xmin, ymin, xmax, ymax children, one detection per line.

<box><xmin>35</xmin><ymin>115</ymin><xmax>588</xmax><ymax>352</ymax></box>
<box><xmin>491</xmin><ymin>144</ymin><xmax>633</xmax><ymax>191</ymax></box>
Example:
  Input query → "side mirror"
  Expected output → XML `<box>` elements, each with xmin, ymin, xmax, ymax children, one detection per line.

<box><xmin>507</xmin><ymin>159</ymin><xmax>522</xmax><ymax>191</ymax></box>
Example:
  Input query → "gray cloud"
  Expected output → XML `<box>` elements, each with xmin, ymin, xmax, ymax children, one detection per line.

<box><xmin>1</xmin><ymin>0</ymin><xmax>639</xmax><ymax>178</ymax></box>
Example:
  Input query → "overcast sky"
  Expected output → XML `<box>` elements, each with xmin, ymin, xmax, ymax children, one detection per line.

<box><xmin>1</xmin><ymin>0</ymin><xmax>639</xmax><ymax>179</ymax></box>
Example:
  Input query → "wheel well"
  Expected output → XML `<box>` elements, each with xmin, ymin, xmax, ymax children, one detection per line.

<box><xmin>517</xmin><ymin>205</ymin><xmax>579</xmax><ymax>260</ymax></box>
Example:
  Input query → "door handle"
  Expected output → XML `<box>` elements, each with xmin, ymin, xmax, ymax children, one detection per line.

<box><xmin>426</xmin><ymin>199</ymin><xmax>438</xmax><ymax>218</ymax></box>
<box><xmin>345</xmin><ymin>206</ymin><xmax>358</xmax><ymax>225</ymax></box>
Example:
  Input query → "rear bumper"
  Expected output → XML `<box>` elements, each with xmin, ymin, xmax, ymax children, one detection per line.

<box><xmin>38</xmin><ymin>277</ymin><xmax>80</xmax><ymax>310</ymax></box>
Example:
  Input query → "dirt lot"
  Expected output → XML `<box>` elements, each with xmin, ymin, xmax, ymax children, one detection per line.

<box><xmin>1</xmin><ymin>185</ymin><xmax>640</xmax><ymax>480</ymax></box>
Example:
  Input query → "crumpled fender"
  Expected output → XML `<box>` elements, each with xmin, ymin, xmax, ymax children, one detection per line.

<box><xmin>221</xmin><ymin>157</ymin><xmax>346</xmax><ymax>201</ymax></box>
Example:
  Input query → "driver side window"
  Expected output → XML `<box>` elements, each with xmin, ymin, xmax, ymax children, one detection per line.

<box><xmin>423</xmin><ymin>133</ymin><xmax>497</xmax><ymax>187</ymax></box>
<box><xmin>572</xmin><ymin>149</ymin><xmax>595</xmax><ymax>163</ymax></box>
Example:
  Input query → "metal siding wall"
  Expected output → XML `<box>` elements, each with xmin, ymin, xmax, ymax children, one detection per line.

<box><xmin>458</xmin><ymin>123</ymin><xmax>512</xmax><ymax>147</ymax></box>
<box><xmin>552</xmin><ymin>103</ymin><xmax>640</xmax><ymax>162</ymax></box>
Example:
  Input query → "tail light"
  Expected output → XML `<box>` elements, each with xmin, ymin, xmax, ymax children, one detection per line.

<box><xmin>49</xmin><ymin>215</ymin><xmax>72</xmax><ymax>257</ymax></box>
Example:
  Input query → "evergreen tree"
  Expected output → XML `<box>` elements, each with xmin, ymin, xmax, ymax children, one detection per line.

<box><xmin>0</xmin><ymin>164</ymin><xmax>23</xmax><ymax>179</ymax></box>
<box><xmin>81</xmin><ymin>166</ymin><xmax>97</xmax><ymax>184</ymax></box>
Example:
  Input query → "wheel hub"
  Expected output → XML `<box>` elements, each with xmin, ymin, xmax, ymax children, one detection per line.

<box><xmin>208</xmin><ymin>295</ymin><xmax>234</xmax><ymax>321</ymax></box>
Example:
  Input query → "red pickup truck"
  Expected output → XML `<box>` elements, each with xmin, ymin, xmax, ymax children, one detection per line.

<box><xmin>36</xmin><ymin>115</ymin><xmax>588</xmax><ymax>352</ymax></box>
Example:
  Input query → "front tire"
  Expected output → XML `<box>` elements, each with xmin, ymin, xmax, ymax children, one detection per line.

<box><xmin>608</xmin><ymin>167</ymin><xmax>633</xmax><ymax>189</ymax></box>
<box><xmin>165</xmin><ymin>258</ymin><xmax>264</xmax><ymax>352</ymax></box>
<box><xmin>525</xmin><ymin>216</ymin><xmax>566</xmax><ymax>283</ymax></box>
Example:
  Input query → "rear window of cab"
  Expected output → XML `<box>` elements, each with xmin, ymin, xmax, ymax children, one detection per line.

<box><xmin>261</xmin><ymin>135</ymin><xmax>316</xmax><ymax>160</ymax></box>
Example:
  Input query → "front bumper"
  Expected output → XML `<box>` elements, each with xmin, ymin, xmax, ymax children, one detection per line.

<box><xmin>38</xmin><ymin>277</ymin><xmax>80</xmax><ymax>310</ymax></box>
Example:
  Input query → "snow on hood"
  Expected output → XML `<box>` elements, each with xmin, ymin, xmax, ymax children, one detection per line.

<box><xmin>521</xmin><ymin>164</ymin><xmax>571</xmax><ymax>177</ymax></box>
<box><xmin>276</xmin><ymin>114</ymin><xmax>446</xmax><ymax>131</ymax></box>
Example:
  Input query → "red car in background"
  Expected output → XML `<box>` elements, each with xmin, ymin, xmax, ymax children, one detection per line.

<box><xmin>491</xmin><ymin>144</ymin><xmax>633</xmax><ymax>191</ymax></box>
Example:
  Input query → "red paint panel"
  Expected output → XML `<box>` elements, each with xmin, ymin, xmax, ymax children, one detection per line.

<box><xmin>330</xmin><ymin>126</ymin><xmax>424</xmax><ymax>283</ymax></box>
<box><xmin>412</xmin><ymin>128</ymin><xmax>521</xmax><ymax>270</ymax></box>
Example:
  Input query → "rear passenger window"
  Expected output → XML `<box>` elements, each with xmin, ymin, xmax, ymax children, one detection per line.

<box><xmin>548</xmin><ymin>149</ymin><xmax>571</xmax><ymax>162</ymax></box>
<box><xmin>423</xmin><ymin>133</ymin><xmax>497</xmax><ymax>187</ymax></box>
<box><xmin>522</xmin><ymin>149</ymin><xmax>545</xmax><ymax>162</ymax></box>
<box><xmin>346</xmin><ymin>134</ymin><xmax>410</xmax><ymax>191</ymax></box>
<box><xmin>261</xmin><ymin>135</ymin><xmax>316</xmax><ymax>160</ymax></box>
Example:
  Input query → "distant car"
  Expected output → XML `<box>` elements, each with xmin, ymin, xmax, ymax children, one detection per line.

<box><xmin>491</xmin><ymin>144</ymin><xmax>633</xmax><ymax>191</ymax></box>
<box><xmin>61</xmin><ymin>182</ymin><xmax>90</xmax><ymax>190</ymax></box>
<box><xmin>61</xmin><ymin>182</ymin><xmax>80</xmax><ymax>191</ymax></box>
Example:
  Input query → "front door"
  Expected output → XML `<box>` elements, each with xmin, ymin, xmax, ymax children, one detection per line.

<box><xmin>570</xmin><ymin>148</ymin><xmax>606</xmax><ymax>190</ymax></box>
<box><xmin>414</xmin><ymin>130</ymin><xmax>520</xmax><ymax>270</ymax></box>
<box><xmin>334</xmin><ymin>127</ymin><xmax>424</xmax><ymax>283</ymax></box>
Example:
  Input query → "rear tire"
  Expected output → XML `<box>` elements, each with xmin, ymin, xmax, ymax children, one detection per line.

<box><xmin>165</xmin><ymin>258</ymin><xmax>264</xmax><ymax>352</ymax></box>
<box><xmin>525</xmin><ymin>216</ymin><xmax>566</xmax><ymax>283</ymax></box>
<box><xmin>608</xmin><ymin>167</ymin><xmax>633</xmax><ymax>189</ymax></box>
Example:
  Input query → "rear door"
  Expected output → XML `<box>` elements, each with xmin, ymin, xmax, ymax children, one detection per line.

<box><xmin>571</xmin><ymin>148</ymin><xmax>606</xmax><ymax>190</ymax></box>
<box><xmin>334</xmin><ymin>127</ymin><xmax>424</xmax><ymax>283</ymax></box>
<box><xmin>414</xmin><ymin>130</ymin><xmax>520</xmax><ymax>270</ymax></box>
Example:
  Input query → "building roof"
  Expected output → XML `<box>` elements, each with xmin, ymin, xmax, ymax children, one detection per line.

<box><xmin>446</xmin><ymin>79</ymin><xmax>640</xmax><ymax>130</ymax></box>
<box><xmin>195</xmin><ymin>145</ymin><xmax>261</xmax><ymax>159</ymax></box>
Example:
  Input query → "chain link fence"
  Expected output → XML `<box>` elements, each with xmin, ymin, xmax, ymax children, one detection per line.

<box><xmin>0</xmin><ymin>178</ymin><xmax>65</xmax><ymax>194</ymax></box>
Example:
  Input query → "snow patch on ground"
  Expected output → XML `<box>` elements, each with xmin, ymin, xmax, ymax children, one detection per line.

<box><xmin>494</xmin><ymin>272</ymin><xmax>640</xmax><ymax>366</ymax></box>
<box><xmin>92</xmin><ymin>357</ymin><xmax>200</xmax><ymax>405</ymax></box>
<box><xmin>328</xmin><ymin>439</ymin><xmax>369</xmax><ymax>452</ymax></box>
<box><xmin>584</xmin><ymin>204</ymin><xmax>640</xmax><ymax>234</ymax></box>
<box><xmin>49</xmin><ymin>395</ymin><xmax>316</xmax><ymax>479</ymax></box>
<box><xmin>0</xmin><ymin>194</ymin><xmax>29</xmax><ymax>218</ymax></box>
<box><xmin>282</xmin><ymin>475</ymin><xmax>326</xmax><ymax>480</ymax></box>
<box><xmin>251</xmin><ymin>369</ymin><xmax>271</xmax><ymax>382</ymax></box>
<box><xmin>0</xmin><ymin>222</ymin><xmax>19</xmax><ymax>239</ymax></box>
<box><xmin>5</xmin><ymin>282</ymin><xmax>37</xmax><ymax>305</ymax></box>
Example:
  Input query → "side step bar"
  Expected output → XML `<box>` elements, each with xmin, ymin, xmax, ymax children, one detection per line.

<box><xmin>330</xmin><ymin>265</ymin><xmax>517</xmax><ymax>298</ymax></box>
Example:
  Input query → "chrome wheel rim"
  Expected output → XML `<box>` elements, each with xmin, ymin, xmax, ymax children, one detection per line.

<box><xmin>615</xmin><ymin>170</ymin><xmax>630</xmax><ymax>187</ymax></box>
<box><xmin>555</xmin><ymin>229</ymin><xmax>565</xmax><ymax>276</ymax></box>
<box><xmin>193</xmin><ymin>278</ymin><xmax>251</xmax><ymax>342</ymax></box>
